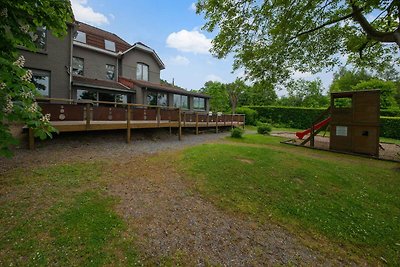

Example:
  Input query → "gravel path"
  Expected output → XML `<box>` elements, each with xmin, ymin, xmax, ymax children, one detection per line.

<box><xmin>0</xmin><ymin>129</ymin><xmax>229</xmax><ymax>173</ymax></box>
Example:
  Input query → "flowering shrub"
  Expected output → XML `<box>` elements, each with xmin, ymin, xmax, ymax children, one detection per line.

<box><xmin>0</xmin><ymin>2</ymin><xmax>73</xmax><ymax>157</ymax></box>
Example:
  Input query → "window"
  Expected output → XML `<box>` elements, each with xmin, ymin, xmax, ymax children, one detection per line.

<box><xmin>34</xmin><ymin>27</ymin><xmax>47</xmax><ymax>50</ymax></box>
<box><xmin>74</xmin><ymin>31</ymin><xmax>86</xmax><ymax>43</ymax></box>
<box><xmin>104</xmin><ymin>40</ymin><xmax>116</xmax><ymax>51</ymax></box>
<box><xmin>106</xmin><ymin>64</ymin><xmax>115</xmax><ymax>80</ymax></box>
<box><xmin>31</xmin><ymin>70</ymin><xmax>50</xmax><ymax>97</ymax></box>
<box><xmin>72</xmin><ymin>57</ymin><xmax>84</xmax><ymax>76</ymax></box>
<box><xmin>136</xmin><ymin>63</ymin><xmax>149</xmax><ymax>81</ymax></box>
<box><xmin>193</xmin><ymin>97</ymin><xmax>205</xmax><ymax>110</ymax></box>
<box><xmin>173</xmin><ymin>94</ymin><xmax>189</xmax><ymax>109</ymax></box>
<box><xmin>77</xmin><ymin>89</ymin><xmax>128</xmax><ymax>104</ymax></box>
<box><xmin>147</xmin><ymin>92</ymin><xmax>167</xmax><ymax>106</ymax></box>
<box><xmin>334</xmin><ymin>97</ymin><xmax>352</xmax><ymax>108</ymax></box>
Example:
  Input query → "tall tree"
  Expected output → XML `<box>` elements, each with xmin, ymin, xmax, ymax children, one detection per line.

<box><xmin>200</xmin><ymin>81</ymin><xmax>230</xmax><ymax>112</ymax></box>
<box><xmin>329</xmin><ymin>67</ymin><xmax>373</xmax><ymax>92</ymax></box>
<box><xmin>0</xmin><ymin>0</ymin><xmax>73</xmax><ymax>156</ymax></box>
<box><xmin>352</xmin><ymin>79</ymin><xmax>398</xmax><ymax>109</ymax></box>
<box><xmin>197</xmin><ymin>1</ymin><xmax>400</xmax><ymax>84</ymax></box>
<box><xmin>279</xmin><ymin>78</ymin><xmax>329</xmax><ymax>107</ymax></box>
<box><xmin>239</xmin><ymin>81</ymin><xmax>277</xmax><ymax>106</ymax></box>
<box><xmin>226</xmin><ymin>79</ymin><xmax>248</xmax><ymax>113</ymax></box>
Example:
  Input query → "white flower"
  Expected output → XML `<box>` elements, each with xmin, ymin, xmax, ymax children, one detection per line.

<box><xmin>21</xmin><ymin>70</ymin><xmax>32</xmax><ymax>82</ymax></box>
<box><xmin>0</xmin><ymin>82</ymin><xmax>6</xmax><ymax>90</ymax></box>
<box><xmin>13</xmin><ymin>55</ymin><xmax>25</xmax><ymax>68</ymax></box>
<box><xmin>20</xmin><ymin>24</ymin><xmax>30</xmax><ymax>34</ymax></box>
<box><xmin>1</xmin><ymin>8</ymin><xmax>7</xmax><ymax>18</ymax></box>
<box><xmin>28</xmin><ymin>102</ymin><xmax>38</xmax><ymax>113</ymax></box>
<box><xmin>40</xmin><ymin>113</ymin><xmax>51</xmax><ymax>123</ymax></box>
<box><xmin>21</xmin><ymin>91</ymin><xmax>34</xmax><ymax>99</ymax></box>
<box><xmin>31</xmin><ymin>34</ymin><xmax>38</xmax><ymax>42</ymax></box>
<box><xmin>4</xmin><ymin>96</ymin><xmax>13</xmax><ymax>114</ymax></box>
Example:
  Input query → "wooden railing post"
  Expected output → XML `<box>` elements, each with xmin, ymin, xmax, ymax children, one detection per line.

<box><xmin>243</xmin><ymin>114</ymin><xmax>245</xmax><ymax>129</ymax></box>
<box><xmin>28</xmin><ymin>128</ymin><xmax>35</xmax><ymax>150</ymax></box>
<box><xmin>127</xmin><ymin>107</ymin><xmax>131</xmax><ymax>143</ymax></box>
<box><xmin>178</xmin><ymin>109</ymin><xmax>182</xmax><ymax>141</ymax></box>
<box><xmin>207</xmin><ymin>113</ymin><xmax>209</xmax><ymax>127</ymax></box>
<box><xmin>157</xmin><ymin>107</ymin><xmax>161</xmax><ymax>127</ymax></box>
<box><xmin>85</xmin><ymin>103</ymin><xmax>91</xmax><ymax>130</ymax></box>
<box><xmin>215</xmin><ymin>114</ymin><xmax>218</xmax><ymax>133</ymax></box>
<box><xmin>231</xmin><ymin>114</ymin><xmax>234</xmax><ymax>128</ymax></box>
<box><xmin>195</xmin><ymin>113</ymin><xmax>199</xmax><ymax>135</ymax></box>
<box><xmin>183</xmin><ymin>112</ymin><xmax>186</xmax><ymax>127</ymax></box>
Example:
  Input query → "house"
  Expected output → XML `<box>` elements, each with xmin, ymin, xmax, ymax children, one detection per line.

<box><xmin>19</xmin><ymin>21</ymin><xmax>210</xmax><ymax>112</ymax></box>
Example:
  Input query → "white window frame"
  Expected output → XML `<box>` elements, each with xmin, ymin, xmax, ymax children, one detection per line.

<box><xmin>104</xmin><ymin>39</ymin><xmax>116</xmax><ymax>51</ymax></box>
<box><xmin>75</xmin><ymin>31</ymin><xmax>86</xmax><ymax>43</ymax></box>
<box><xmin>136</xmin><ymin>63</ymin><xmax>149</xmax><ymax>81</ymax></box>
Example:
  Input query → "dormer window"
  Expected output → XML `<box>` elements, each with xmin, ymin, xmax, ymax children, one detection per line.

<box><xmin>75</xmin><ymin>31</ymin><xmax>86</xmax><ymax>43</ymax></box>
<box><xmin>104</xmin><ymin>40</ymin><xmax>116</xmax><ymax>51</ymax></box>
<box><xmin>136</xmin><ymin>63</ymin><xmax>149</xmax><ymax>81</ymax></box>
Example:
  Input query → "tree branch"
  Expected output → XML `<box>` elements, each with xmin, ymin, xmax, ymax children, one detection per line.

<box><xmin>292</xmin><ymin>12</ymin><xmax>356</xmax><ymax>40</ymax></box>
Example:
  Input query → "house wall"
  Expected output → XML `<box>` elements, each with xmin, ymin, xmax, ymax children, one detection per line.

<box><xmin>73</xmin><ymin>46</ymin><xmax>118</xmax><ymax>81</ymax></box>
<box><xmin>121</xmin><ymin>49</ymin><xmax>161</xmax><ymax>84</ymax></box>
<box><xmin>20</xmin><ymin>26</ymin><xmax>73</xmax><ymax>99</ymax></box>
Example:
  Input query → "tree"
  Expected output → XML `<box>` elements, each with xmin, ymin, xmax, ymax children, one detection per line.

<box><xmin>197</xmin><ymin>1</ymin><xmax>400</xmax><ymax>84</ymax></box>
<box><xmin>278</xmin><ymin>78</ymin><xmax>329</xmax><ymax>107</ymax></box>
<box><xmin>0</xmin><ymin>0</ymin><xmax>73</xmax><ymax>156</ymax></box>
<box><xmin>352</xmin><ymin>79</ymin><xmax>398</xmax><ymax>109</ymax></box>
<box><xmin>200</xmin><ymin>81</ymin><xmax>230</xmax><ymax>112</ymax></box>
<box><xmin>329</xmin><ymin>67</ymin><xmax>373</xmax><ymax>92</ymax></box>
<box><xmin>239</xmin><ymin>81</ymin><xmax>277</xmax><ymax>106</ymax></box>
<box><xmin>226</xmin><ymin>79</ymin><xmax>248</xmax><ymax>113</ymax></box>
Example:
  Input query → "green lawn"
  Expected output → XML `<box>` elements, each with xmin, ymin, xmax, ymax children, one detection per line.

<box><xmin>181</xmin><ymin>134</ymin><xmax>400</xmax><ymax>265</ymax></box>
<box><xmin>0</xmin><ymin>163</ymin><xmax>141</xmax><ymax>266</ymax></box>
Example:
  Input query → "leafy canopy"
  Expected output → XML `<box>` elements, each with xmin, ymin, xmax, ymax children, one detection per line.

<box><xmin>197</xmin><ymin>0</ymin><xmax>400</xmax><ymax>84</ymax></box>
<box><xmin>0</xmin><ymin>0</ymin><xmax>73</xmax><ymax>156</ymax></box>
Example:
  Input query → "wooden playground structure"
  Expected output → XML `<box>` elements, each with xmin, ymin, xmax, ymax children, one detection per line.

<box><xmin>283</xmin><ymin>90</ymin><xmax>382</xmax><ymax>158</ymax></box>
<box><xmin>28</xmin><ymin>98</ymin><xmax>245</xmax><ymax>149</ymax></box>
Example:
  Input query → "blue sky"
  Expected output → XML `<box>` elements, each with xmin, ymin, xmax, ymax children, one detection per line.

<box><xmin>71</xmin><ymin>0</ymin><xmax>335</xmax><ymax>95</ymax></box>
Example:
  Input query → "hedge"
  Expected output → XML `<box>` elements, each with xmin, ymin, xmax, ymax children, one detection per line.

<box><xmin>245</xmin><ymin>106</ymin><xmax>400</xmax><ymax>139</ymax></box>
<box><xmin>381</xmin><ymin>117</ymin><xmax>400</xmax><ymax>139</ymax></box>
<box><xmin>381</xmin><ymin>108</ymin><xmax>400</xmax><ymax>117</ymax></box>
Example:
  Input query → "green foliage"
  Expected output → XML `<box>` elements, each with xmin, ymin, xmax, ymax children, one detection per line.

<box><xmin>183</xmin><ymin>141</ymin><xmax>400</xmax><ymax>265</ymax></box>
<box><xmin>381</xmin><ymin>117</ymin><xmax>400</xmax><ymax>139</ymax></box>
<box><xmin>230</xmin><ymin>127</ymin><xmax>244</xmax><ymax>138</ymax></box>
<box><xmin>197</xmin><ymin>1</ymin><xmax>400</xmax><ymax>84</ymax></box>
<box><xmin>352</xmin><ymin>79</ymin><xmax>398</xmax><ymax>109</ymax></box>
<box><xmin>238</xmin><ymin>81</ymin><xmax>277</xmax><ymax>106</ymax></box>
<box><xmin>226</xmin><ymin>78</ymin><xmax>248</xmax><ymax>113</ymax></box>
<box><xmin>235</xmin><ymin>107</ymin><xmax>258</xmax><ymax>126</ymax></box>
<box><xmin>200</xmin><ymin>81</ymin><xmax>230</xmax><ymax>112</ymax></box>
<box><xmin>329</xmin><ymin>67</ymin><xmax>373</xmax><ymax>92</ymax></box>
<box><xmin>380</xmin><ymin>108</ymin><xmax>400</xmax><ymax>117</ymax></box>
<box><xmin>256</xmin><ymin>123</ymin><xmax>272</xmax><ymax>135</ymax></box>
<box><xmin>278</xmin><ymin>78</ymin><xmax>329</xmax><ymax>108</ymax></box>
<box><xmin>0</xmin><ymin>1</ymin><xmax>73</xmax><ymax>156</ymax></box>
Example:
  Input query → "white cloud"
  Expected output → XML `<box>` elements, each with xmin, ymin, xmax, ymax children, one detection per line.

<box><xmin>166</xmin><ymin>29</ymin><xmax>212</xmax><ymax>54</ymax></box>
<box><xmin>189</xmin><ymin>2</ymin><xmax>196</xmax><ymax>11</ymax></box>
<box><xmin>205</xmin><ymin>74</ymin><xmax>225</xmax><ymax>83</ymax></box>
<box><xmin>170</xmin><ymin>55</ymin><xmax>190</xmax><ymax>66</ymax></box>
<box><xmin>71</xmin><ymin>0</ymin><xmax>109</xmax><ymax>26</ymax></box>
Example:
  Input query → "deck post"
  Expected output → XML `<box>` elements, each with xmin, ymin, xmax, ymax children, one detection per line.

<box><xmin>157</xmin><ymin>107</ymin><xmax>161</xmax><ymax>127</ymax></box>
<box><xmin>206</xmin><ymin>113</ymin><xmax>209</xmax><ymax>127</ymax></box>
<box><xmin>85</xmin><ymin>103</ymin><xmax>91</xmax><ymax>130</ymax></box>
<box><xmin>195</xmin><ymin>113</ymin><xmax>199</xmax><ymax>135</ymax></box>
<box><xmin>243</xmin><ymin>115</ymin><xmax>245</xmax><ymax>129</ymax></box>
<box><xmin>183</xmin><ymin>112</ymin><xmax>186</xmax><ymax>127</ymax></box>
<box><xmin>28</xmin><ymin>128</ymin><xmax>35</xmax><ymax>150</ymax></box>
<box><xmin>126</xmin><ymin>107</ymin><xmax>131</xmax><ymax>143</ymax></box>
<box><xmin>224</xmin><ymin>115</ymin><xmax>226</xmax><ymax>126</ymax></box>
<box><xmin>178</xmin><ymin>108</ymin><xmax>182</xmax><ymax>141</ymax></box>
<box><xmin>231</xmin><ymin>114</ymin><xmax>234</xmax><ymax>128</ymax></box>
<box><xmin>216</xmin><ymin>114</ymin><xmax>218</xmax><ymax>133</ymax></box>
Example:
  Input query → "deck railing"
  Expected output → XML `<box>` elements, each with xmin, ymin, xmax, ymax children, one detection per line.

<box><xmin>28</xmin><ymin>97</ymin><xmax>245</xmax><ymax>149</ymax></box>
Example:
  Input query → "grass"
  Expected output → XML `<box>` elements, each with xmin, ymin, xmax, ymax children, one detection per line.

<box><xmin>0</xmin><ymin>162</ymin><xmax>141</xmax><ymax>266</ymax></box>
<box><xmin>181</xmin><ymin>134</ymin><xmax>400</xmax><ymax>265</ymax></box>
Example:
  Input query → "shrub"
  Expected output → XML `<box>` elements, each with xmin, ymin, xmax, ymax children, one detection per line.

<box><xmin>257</xmin><ymin>123</ymin><xmax>272</xmax><ymax>135</ymax></box>
<box><xmin>236</xmin><ymin>107</ymin><xmax>258</xmax><ymax>126</ymax></box>
<box><xmin>381</xmin><ymin>117</ymin><xmax>400</xmax><ymax>139</ymax></box>
<box><xmin>231</xmin><ymin>127</ymin><xmax>244</xmax><ymax>138</ymax></box>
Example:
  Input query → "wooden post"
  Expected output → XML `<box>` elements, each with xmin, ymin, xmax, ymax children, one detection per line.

<box><xmin>310</xmin><ymin>125</ymin><xmax>315</xmax><ymax>147</ymax></box>
<box><xmin>178</xmin><ymin>109</ymin><xmax>182</xmax><ymax>141</ymax></box>
<box><xmin>216</xmin><ymin>115</ymin><xmax>218</xmax><ymax>133</ymax></box>
<box><xmin>126</xmin><ymin>107</ymin><xmax>131</xmax><ymax>143</ymax></box>
<box><xmin>231</xmin><ymin>114</ymin><xmax>234</xmax><ymax>128</ymax></box>
<box><xmin>243</xmin><ymin>115</ymin><xmax>245</xmax><ymax>129</ymax></box>
<box><xmin>28</xmin><ymin>128</ymin><xmax>35</xmax><ymax>150</ymax></box>
<box><xmin>169</xmin><ymin>111</ymin><xmax>172</xmax><ymax>135</ymax></box>
<box><xmin>183</xmin><ymin>112</ymin><xmax>186</xmax><ymax>127</ymax></box>
<box><xmin>195</xmin><ymin>113</ymin><xmax>199</xmax><ymax>135</ymax></box>
<box><xmin>85</xmin><ymin>103</ymin><xmax>91</xmax><ymax>130</ymax></box>
<box><xmin>206</xmin><ymin>113</ymin><xmax>209</xmax><ymax>127</ymax></box>
<box><xmin>224</xmin><ymin>115</ymin><xmax>226</xmax><ymax>126</ymax></box>
<box><xmin>157</xmin><ymin>107</ymin><xmax>161</xmax><ymax>127</ymax></box>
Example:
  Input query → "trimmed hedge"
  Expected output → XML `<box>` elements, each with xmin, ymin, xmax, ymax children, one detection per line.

<box><xmin>381</xmin><ymin>108</ymin><xmax>400</xmax><ymax>117</ymax></box>
<box><xmin>245</xmin><ymin>106</ymin><xmax>400</xmax><ymax>139</ymax></box>
<box><xmin>236</xmin><ymin>107</ymin><xmax>258</xmax><ymax>126</ymax></box>
<box><xmin>381</xmin><ymin>117</ymin><xmax>400</xmax><ymax>139</ymax></box>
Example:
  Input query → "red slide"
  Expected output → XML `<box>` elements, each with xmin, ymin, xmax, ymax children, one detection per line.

<box><xmin>296</xmin><ymin>117</ymin><xmax>332</xmax><ymax>139</ymax></box>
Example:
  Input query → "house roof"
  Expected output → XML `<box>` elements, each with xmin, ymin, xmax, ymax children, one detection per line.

<box><xmin>118</xmin><ymin>77</ymin><xmax>210</xmax><ymax>98</ymax></box>
<box><xmin>122</xmin><ymin>42</ymin><xmax>165</xmax><ymax>69</ymax></box>
<box><xmin>72</xmin><ymin>76</ymin><xmax>133</xmax><ymax>93</ymax></box>
<box><xmin>76</xmin><ymin>21</ymin><xmax>131</xmax><ymax>52</ymax></box>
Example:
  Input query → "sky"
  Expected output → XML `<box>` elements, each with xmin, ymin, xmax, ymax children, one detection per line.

<box><xmin>70</xmin><ymin>0</ymin><xmax>336</xmax><ymax>96</ymax></box>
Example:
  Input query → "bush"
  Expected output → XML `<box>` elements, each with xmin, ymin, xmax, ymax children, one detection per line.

<box><xmin>381</xmin><ymin>108</ymin><xmax>400</xmax><ymax>117</ymax></box>
<box><xmin>231</xmin><ymin>127</ymin><xmax>244</xmax><ymax>138</ymax></box>
<box><xmin>257</xmin><ymin>123</ymin><xmax>272</xmax><ymax>135</ymax></box>
<box><xmin>381</xmin><ymin>117</ymin><xmax>400</xmax><ymax>139</ymax></box>
<box><xmin>236</xmin><ymin>107</ymin><xmax>258</xmax><ymax>126</ymax></box>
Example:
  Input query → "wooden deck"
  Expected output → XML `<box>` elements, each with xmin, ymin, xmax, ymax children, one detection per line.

<box><xmin>28</xmin><ymin>98</ymin><xmax>245</xmax><ymax>149</ymax></box>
